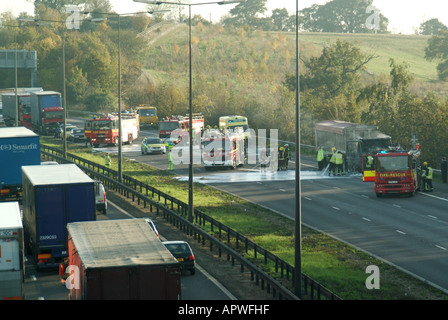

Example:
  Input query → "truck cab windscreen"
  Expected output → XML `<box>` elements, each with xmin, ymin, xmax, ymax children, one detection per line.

<box><xmin>43</xmin><ymin>110</ymin><xmax>64</xmax><ymax>119</ymax></box>
<box><xmin>141</xmin><ymin>109</ymin><xmax>156</xmax><ymax>117</ymax></box>
<box><xmin>159</xmin><ymin>122</ymin><xmax>179</xmax><ymax>131</ymax></box>
<box><xmin>376</xmin><ymin>156</ymin><xmax>410</xmax><ymax>172</ymax></box>
<box><xmin>92</xmin><ymin>120</ymin><xmax>113</xmax><ymax>130</ymax></box>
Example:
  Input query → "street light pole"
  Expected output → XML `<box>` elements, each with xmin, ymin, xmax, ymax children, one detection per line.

<box><xmin>294</xmin><ymin>0</ymin><xmax>302</xmax><ymax>299</ymax></box>
<box><xmin>83</xmin><ymin>10</ymin><xmax>168</xmax><ymax>182</ymax></box>
<box><xmin>118</xmin><ymin>14</ymin><xmax>123</xmax><ymax>182</ymax></box>
<box><xmin>19</xmin><ymin>18</ymin><xmax>68</xmax><ymax>156</ymax></box>
<box><xmin>62</xmin><ymin>31</ymin><xmax>67</xmax><ymax>159</ymax></box>
<box><xmin>188</xmin><ymin>3</ymin><xmax>194</xmax><ymax>223</ymax></box>
<box><xmin>134</xmin><ymin>0</ymin><xmax>241</xmax><ymax>223</ymax></box>
<box><xmin>15</xmin><ymin>32</ymin><xmax>18</xmax><ymax>127</ymax></box>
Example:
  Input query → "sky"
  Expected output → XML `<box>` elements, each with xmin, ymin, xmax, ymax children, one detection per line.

<box><xmin>2</xmin><ymin>0</ymin><xmax>448</xmax><ymax>35</ymax></box>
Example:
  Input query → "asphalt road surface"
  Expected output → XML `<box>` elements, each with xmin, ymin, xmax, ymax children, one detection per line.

<box><xmin>65</xmin><ymin>119</ymin><xmax>448</xmax><ymax>294</ymax></box>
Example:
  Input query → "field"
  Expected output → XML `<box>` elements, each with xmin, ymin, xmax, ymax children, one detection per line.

<box><xmin>142</xmin><ymin>25</ymin><xmax>448</xmax><ymax>99</ymax></box>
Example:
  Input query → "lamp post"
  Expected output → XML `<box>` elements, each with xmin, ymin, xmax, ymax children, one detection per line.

<box><xmin>19</xmin><ymin>18</ymin><xmax>69</xmax><ymax>157</ymax></box>
<box><xmin>294</xmin><ymin>0</ymin><xmax>302</xmax><ymax>299</ymax></box>
<box><xmin>84</xmin><ymin>10</ymin><xmax>168</xmax><ymax>183</ymax></box>
<box><xmin>134</xmin><ymin>0</ymin><xmax>241</xmax><ymax>223</ymax></box>
<box><xmin>1</xmin><ymin>23</ymin><xmax>21</xmax><ymax>127</ymax></box>
<box><xmin>20</xmin><ymin>17</ymin><xmax>106</xmax><ymax>159</ymax></box>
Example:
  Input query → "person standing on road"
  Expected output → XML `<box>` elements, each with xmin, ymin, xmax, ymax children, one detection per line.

<box><xmin>284</xmin><ymin>144</ymin><xmax>290</xmax><ymax>168</ymax></box>
<box><xmin>317</xmin><ymin>146</ymin><xmax>326</xmax><ymax>171</ymax></box>
<box><xmin>168</xmin><ymin>149</ymin><xmax>174</xmax><ymax>171</ymax></box>
<box><xmin>259</xmin><ymin>148</ymin><xmax>268</xmax><ymax>172</ymax></box>
<box><xmin>422</xmin><ymin>162</ymin><xmax>434</xmax><ymax>192</ymax></box>
<box><xmin>335</xmin><ymin>149</ymin><xmax>344</xmax><ymax>176</ymax></box>
<box><xmin>270</xmin><ymin>147</ymin><xmax>277</xmax><ymax>172</ymax></box>
<box><xmin>329</xmin><ymin>147</ymin><xmax>337</xmax><ymax>176</ymax></box>
<box><xmin>104</xmin><ymin>153</ymin><xmax>111</xmax><ymax>169</ymax></box>
<box><xmin>441</xmin><ymin>157</ymin><xmax>447</xmax><ymax>183</ymax></box>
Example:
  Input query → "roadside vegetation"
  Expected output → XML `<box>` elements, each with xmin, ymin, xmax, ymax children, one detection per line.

<box><xmin>6</xmin><ymin>0</ymin><xmax>448</xmax><ymax>299</ymax></box>
<box><xmin>2</xmin><ymin>1</ymin><xmax>448</xmax><ymax>166</ymax></box>
<box><xmin>42</xmin><ymin>138</ymin><xmax>448</xmax><ymax>300</ymax></box>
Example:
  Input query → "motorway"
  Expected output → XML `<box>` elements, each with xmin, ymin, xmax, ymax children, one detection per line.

<box><xmin>55</xmin><ymin>120</ymin><xmax>448</xmax><ymax>295</ymax></box>
<box><xmin>135</xmin><ymin>127</ymin><xmax>448</xmax><ymax>294</ymax></box>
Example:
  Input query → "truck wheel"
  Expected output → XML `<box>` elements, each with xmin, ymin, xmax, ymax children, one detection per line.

<box><xmin>190</xmin><ymin>268</ymin><xmax>195</xmax><ymax>275</ymax></box>
<box><xmin>376</xmin><ymin>193</ymin><xmax>382</xmax><ymax>198</ymax></box>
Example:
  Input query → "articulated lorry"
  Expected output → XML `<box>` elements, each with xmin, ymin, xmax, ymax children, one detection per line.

<box><xmin>30</xmin><ymin>91</ymin><xmax>63</xmax><ymax>135</ymax></box>
<box><xmin>22</xmin><ymin>164</ymin><xmax>96</xmax><ymax>268</ymax></box>
<box><xmin>2</xmin><ymin>93</ymin><xmax>32</xmax><ymax>129</ymax></box>
<box><xmin>0</xmin><ymin>127</ymin><xmax>40</xmax><ymax>201</ymax></box>
<box><xmin>0</xmin><ymin>202</ymin><xmax>25</xmax><ymax>300</ymax></box>
<box><xmin>66</xmin><ymin>219</ymin><xmax>181</xmax><ymax>300</ymax></box>
<box><xmin>315</xmin><ymin>120</ymin><xmax>391</xmax><ymax>172</ymax></box>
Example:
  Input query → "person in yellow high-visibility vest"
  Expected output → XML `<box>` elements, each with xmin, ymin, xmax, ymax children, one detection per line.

<box><xmin>104</xmin><ymin>153</ymin><xmax>111</xmax><ymax>168</ymax></box>
<box><xmin>168</xmin><ymin>149</ymin><xmax>174</xmax><ymax>171</ymax></box>
<box><xmin>422</xmin><ymin>162</ymin><xmax>433</xmax><ymax>192</ymax></box>
<box><xmin>334</xmin><ymin>149</ymin><xmax>344</xmax><ymax>175</ymax></box>
<box><xmin>317</xmin><ymin>146</ymin><xmax>326</xmax><ymax>171</ymax></box>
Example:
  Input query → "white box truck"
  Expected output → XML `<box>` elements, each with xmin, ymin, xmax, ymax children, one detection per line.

<box><xmin>0</xmin><ymin>201</ymin><xmax>24</xmax><ymax>300</ymax></box>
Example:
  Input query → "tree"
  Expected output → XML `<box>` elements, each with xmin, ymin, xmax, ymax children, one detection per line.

<box><xmin>419</xmin><ymin>18</ymin><xmax>448</xmax><ymax>36</ymax></box>
<box><xmin>425</xmin><ymin>31</ymin><xmax>448</xmax><ymax>81</ymax></box>
<box><xmin>224</xmin><ymin>0</ymin><xmax>267</xmax><ymax>27</ymax></box>
<box><xmin>271</xmin><ymin>8</ymin><xmax>289</xmax><ymax>31</ymax></box>
<box><xmin>29</xmin><ymin>0</ymin><xmax>85</xmax><ymax>14</ymax></box>
<box><xmin>300</xmin><ymin>0</ymin><xmax>388</xmax><ymax>33</ymax></box>
<box><xmin>302</xmin><ymin>40</ymin><xmax>376</xmax><ymax>98</ymax></box>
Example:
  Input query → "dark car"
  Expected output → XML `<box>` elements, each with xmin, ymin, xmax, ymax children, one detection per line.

<box><xmin>69</xmin><ymin>128</ymin><xmax>85</xmax><ymax>142</ymax></box>
<box><xmin>163</xmin><ymin>240</ymin><xmax>195</xmax><ymax>275</ymax></box>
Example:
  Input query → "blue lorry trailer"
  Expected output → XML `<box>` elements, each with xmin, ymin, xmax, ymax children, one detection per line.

<box><xmin>21</xmin><ymin>164</ymin><xmax>96</xmax><ymax>268</ymax></box>
<box><xmin>0</xmin><ymin>127</ymin><xmax>40</xmax><ymax>201</ymax></box>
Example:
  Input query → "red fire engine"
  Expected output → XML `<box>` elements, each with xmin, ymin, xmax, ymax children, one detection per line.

<box><xmin>370</xmin><ymin>145</ymin><xmax>421</xmax><ymax>197</ymax></box>
<box><xmin>158</xmin><ymin>113</ymin><xmax>204</xmax><ymax>139</ymax></box>
<box><xmin>203</xmin><ymin>128</ymin><xmax>246</xmax><ymax>170</ymax></box>
<box><xmin>84</xmin><ymin>112</ymin><xmax>140</xmax><ymax>147</ymax></box>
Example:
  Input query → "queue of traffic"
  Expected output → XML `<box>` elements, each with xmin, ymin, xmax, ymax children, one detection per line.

<box><xmin>0</xmin><ymin>125</ymin><xmax>195</xmax><ymax>300</ymax></box>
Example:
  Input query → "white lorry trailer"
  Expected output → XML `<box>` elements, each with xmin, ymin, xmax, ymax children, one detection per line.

<box><xmin>0</xmin><ymin>201</ymin><xmax>25</xmax><ymax>300</ymax></box>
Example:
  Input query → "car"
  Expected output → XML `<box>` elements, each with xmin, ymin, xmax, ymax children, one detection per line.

<box><xmin>141</xmin><ymin>137</ymin><xmax>166</xmax><ymax>155</ymax></box>
<box><xmin>58</xmin><ymin>124</ymin><xmax>77</xmax><ymax>139</ymax></box>
<box><xmin>94</xmin><ymin>180</ymin><xmax>107</xmax><ymax>214</ymax></box>
<box><xmin>69</xmin><ymin>128</ymin><xmax>85</xmax><ymax>142</ymax></box>
<box><xmin>144</xmin><ymin>218</ymin><xmax>159</xmax><ymax>239</ymax></box>
<box><xmin>41</xmin><ymin>161</ymin><xmax>59</xmax><ymax>165</ymax></box>
<box><xmin>163</xmin><ymin>240</ymin><xmax>195</xmax><ymax>275</ymax></box>
<box><xmin>162</xmin><ymin>137</ymin><xmax>179</xmax><ymax>151</ymax></box>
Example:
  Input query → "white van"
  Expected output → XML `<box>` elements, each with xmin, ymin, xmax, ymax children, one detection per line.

<box><xmin>94</xmin><ymin>180</ymin><xmax>107</xmax><ymax>214</ymax></box>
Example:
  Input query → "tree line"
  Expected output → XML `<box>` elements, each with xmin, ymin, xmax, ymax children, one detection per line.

<box><xmin>1</xmin><ymin>0</ymin><xmax>448</xmax><ymax>167</ymax></box>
